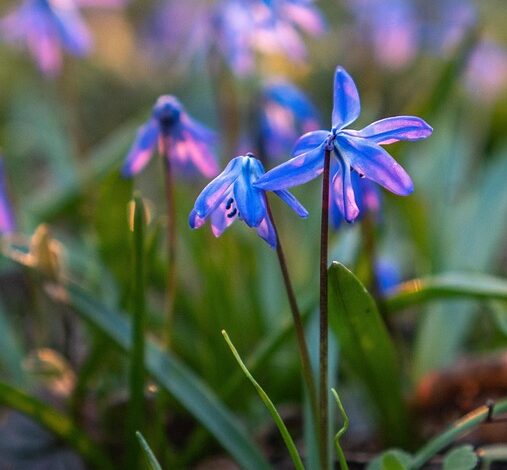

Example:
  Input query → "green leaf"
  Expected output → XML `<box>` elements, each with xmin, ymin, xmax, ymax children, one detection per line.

<box><xmin>61</xmin><ymin>282</ymin><xmax>271</xmax><ymax>470</ymax></box>
<box><xmin>488</xmin><ymin>301</ymin><xmax>507</xmax><ymax>336</ymax></box>
<box><xmin>0</xmin><ymin>380</ymin><xmax>113</xmax><ymax>469</ymax></box>
<box><xmin>443</xmin><ymin>445</ymin><xmax>478</xmax><ymax>470</ymax></box>
<box><xmin>385</xmin><ymin>272</ymin><xmax>507</xmax><ymax>312</ymax></box>
<box><xmin>0</xmin><ymin>301</ymin><xmax>25</xmax><ymax>385</ymax></box>
<box><xmin>366</xmin><ymin>449</ymin><xmax>412</xmax><ymax>470</ymax></box>
<box><xmin>136</xmin><ymin>432</ymin><xmax>163</xmax><ymax>470</ymax></box>
<box><xmin>222</xmin><ymin>330</ymin><xmax>304</xmax><ymax>470</ymax></box>
<box><xmin>328</xmin><ymin>262</ymin><xmax>408</xmax><ymax>445</ymax></box>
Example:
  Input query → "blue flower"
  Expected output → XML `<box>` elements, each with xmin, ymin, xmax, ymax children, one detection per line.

<box><xmin>0</xmin><ymin>158</ymin><xmax>16</xmax><ymax>234</ymax></box>
<box><xmin>189</xmin><ymin>153</ymin><xmax>308</xmax><ymax>248</ymax></box>
<box><xmin>259</xmin><ymin>80</ymin><xmax>320</xmax><ymax>161</ymax></box>
<box><xmin>122</xmin><ymin>95</ymin><xmax>219</xmax><ymax>178</ymax></box>
<box><xmin>255</xmin><ymin>66</ymin><xmax>432</xmax><ymax>223</ymax></box>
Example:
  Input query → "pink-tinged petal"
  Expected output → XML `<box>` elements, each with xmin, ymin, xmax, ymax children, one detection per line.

<box><xmin>331</xmin><ymin>160</ymin><xmax>359</xmax><ymax>223</ymax></box>
<box><xmin>188</xmin><ymin>209</ymin><xmax>205</xmax><ymax>229</ymax></box>
<box><xmin>256</xmin><ymin>216</ymin><xmax>276</xmax><ymax>249</ymax></box>
<box><xmin>332</xmin><ymin>66</ymin><xmax>361</xmax><ymax>130</ymax></box>
<box><xmin>121</xmin><ymin>119</ymin><xmax>159</xmax><ymax>177</ymax></box>
<box><xmin>292</xmin><ymin>130</ymin><xmax>328</xmax><ymax>156</ymax></box>
<box><xmin>192</xmin><ymin>157</ymin><xmax>242</xmax><ymax>218</ymax></box>
<box><xmin>274</xmin><ymin>190</ymin><xmax>308</xmax><ymax>218</ymax></box>
<box><xmin>29</xmin><ymin>25</ymin><xmax>62</xmax><ymax>75</ymax></box>
<box><xmin>210</xmin><ymin>195</ymin><xmax>236</xmax><ymax>237</ymax></box>
<box><xmin>74</xmin><ymin>0</ymin><xmax>126</xmax><ymax>8</ymax></box>
<box><xmin>345</xmin><ymin>116</ymin><xmax>432</xmax><ymax>145</ymax></box>
<box><xmin>254</xmin><ymin>143</ymin><xmax>325</xmax><ymax>191</ymax></box>
<box><xmin>282</xmin><ymin>3</ymin><xmax>326</xmax><ymax>36</ymax></box>
<box><xmin>336</xmin><ymin>135</ymin><xmax>413</xmax><ymax>196</ymax></box>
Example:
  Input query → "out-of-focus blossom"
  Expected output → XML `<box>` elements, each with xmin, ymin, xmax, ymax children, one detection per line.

<box><xmin>375</xmin><ymin>258</ymin><xmax>401</xmax><ymax>294</ymax></box>
<box><xmin>0</xmin><ymin>158</ymin><xmax>16</xmax><ymax>234</ymax></box>
<box><xmin>259</xmin><ymin>80</ymin><xmax>320</xmax><ymax>160</ymax></box>
<box><xmin>0</xmin><ymin>0</ymin><xmax>124</xmax><ymax>75</ymax></box>
<box><xmin>345</xmin><ymin>0</ymin><xmax>475</xmax><ymax>69</ymax></box>
<box><xmin>465</xmin><ymin>40</ymin><xmax>507</xmax><ymax>103</ymax></box>
<box><xmin>329</xmin><ymin>169</ymin><xmax>380</xmax><ymax>228</ymax></box>
<box><xmin>122</xmin><ymin>95</ymin><xmax>219</xmax><ymax>178</ymax></box>
<box><xmin>145</xmin><ymin>0</ymin><xmax>325</xmax><ymax>76</ymax></box>
<box><xmin>189</xmin><ymin>153</ymin><xmax>308</xmax><ymax>248</ymax></box>
<box><xmin>255</xmin><ymin>66</ymin><xmax>432</xmax><ymax>222</ymax></box>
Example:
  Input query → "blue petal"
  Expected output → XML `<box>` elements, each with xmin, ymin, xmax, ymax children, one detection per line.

<box><xmin>188</xmin><ymin>209</ymin><xmax>205</xmax><ymax>229</ymax></box>
<box><xmin>233</xmin><ymin>157</ymin><xmax>266</xmax><ymax>227</ymax></box>
<box><xmin>121</xmin><ymin>119</ymin><xmax>159</xmax><ymax>177</ymax></box>
<box><xmin>254</xmin><ymin>143</ymin><xmax>325</xmax><ymax>191</ymax></box>
<box><xmin>335</xmin><ymin>135</ymin><xmax>413</xmax><ymax>196</ymax></box>
<box><xmin>332</xmin><ymin>66</ymin><xmax>361</xmax><ymax>130</ymax></box>
<box><xmin>0</xmin><ymin>159</ymin><xmax>15</xmax><ymax>233</ymax></box>
<box><xmin>256</xmin><ymin>216</ymin><xmax>277</xmax><ymax>249</ymax></box>
<box><xmin>274</xmin><ymin>190</ymin><xmax>308</xmax><ymax>217</ymax></box>
<box><xmin>344</xmin><ymin>116</ymin><xmax>433</xmax><ymax>145</ymax></box>
<box><xmin>192</xmin><ymin>157</ymin><xmax>243</xmax><ymax>218</ymax></box>
<box><xmin>331</xmin><ymin>159</ymin><xmax>359</xmax><ymax>223</ymax></box>
<box><xmin>210</xmin><ymin>192</ymin><xmax>237</xmax><ymax>236</ymax></box>
<box><xmin>292</xmin><ymin>130</ymin><xmax>328</xmax><ymax>156</ymax></box>
<box><xmin>52</xmin><ymin>5</ymin><xmax>92</xmax><ymax>55</ymax></box>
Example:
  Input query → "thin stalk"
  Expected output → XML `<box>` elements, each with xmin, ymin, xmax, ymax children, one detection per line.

<box><xmin>160</xmin><ymin>136</ymin><xmax>177</xmax><ymax>348</ymax></box>
<box><xmin>127</xmin><ymin>194</ymin><xmax>146</xmax><ymax>470</ymax></box>
<box><xmin>265</xmin><ymin>196</ymin><xmax>319</xmax><ymax>428</ymax></box>
<box><xmin>411</xmin><ymin>399</ymin><xmax>507</xmax><ymax>469</ymax></box>
<box><xmin>319</xmin><ymin>149</ymin><xmax>331</xmax><ymax>470</ymax></box>
<box><xmin>331</xmin><ymin>389</ymin><xmax>349</xmax><ymax>470</ymax></box>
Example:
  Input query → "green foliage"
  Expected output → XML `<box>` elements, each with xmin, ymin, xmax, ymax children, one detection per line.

<box><xmin>443</xmin><ymin>445</ymin><xmax>478</xmax><ymax>470</ymax></box>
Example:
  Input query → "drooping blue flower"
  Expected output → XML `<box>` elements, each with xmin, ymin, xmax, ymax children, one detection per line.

<box><xmin>259</xmin><ymin>80</ymin><xmax>320</xmax><ymax>160</ymax></box>
<box><xmin>122</xmin><ymin>95</ymin><xmax>219</xmax><ymax>179</ymax></box>
<box><xmin>255</xmin><ymin>66</ymin><xmax>432</xmax><ymax>223</ymax></box>
<box><xmin>189</xmin><ymin>153</ymin><xmax>308</xmax><ymax>248</ymax></box>
<box><xmin>0</xmin><ymin>158</ymin><xmax>16</xmax><ymax>234</ymax></box>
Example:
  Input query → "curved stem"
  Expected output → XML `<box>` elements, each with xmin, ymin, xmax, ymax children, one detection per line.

<box><xmin>319</xmin><ymin>149</ymin><xmax>331</xmax><ymax>470</ymax></box>
<box><xmin>265</xmin><ymin>196</ymin><xmax>319</xmax><ymax>427</ymax></box>
<box><xmin>160</xmin><ymin>137</ymin><xmax>176</xmax><ymax>348</ymax></box>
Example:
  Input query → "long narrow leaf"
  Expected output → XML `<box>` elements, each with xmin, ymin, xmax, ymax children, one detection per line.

<box><xmin>385</xmin><ymin>272</ymin><xmax>507</xmax><ymax>313</ymax></box>
<box><xmin>136</xmin><ymin>432</ymin><xmax>163</xmax><ymax>470</ymax></box>
<box><xmin>328</xmin><ymin>262</ymin><xmax>408</xmax><ymax>445</ymax></box>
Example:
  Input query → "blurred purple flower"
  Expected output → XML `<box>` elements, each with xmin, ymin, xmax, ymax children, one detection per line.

<box><xmin>122</xmin><ymin>96</ymin><xmax>219</xmax><ymax>179</ymax></box>
<box><xmin>465</xmin><ymin>40</ymin><xmax>507</xmax><ymax>102</ymax></box>
<box><xmin>345</xmin><ymin>0</ymin><xmax>476</xmax><ymax>69</ymax></box>
<box><xmin>189</xmin><ymin>153</ymin><xmax>308</xmax><ymax>248</ymax></box>
<box><xmin>259</xmin><ymin>80</ymin><xmax>320</xmax><ymax>160</ymax></box>
<box><xmin>0</xmin><ymin>159</ymin><xmax>16</xmax><ymax>234</ymax></box>
<box><xmin>145</xmin><ymin>0</ymin><xmax>325</xmax><ymax>76</ymax></box>
<box><xmin>0</xmin><ymin>0</ymin><xmax>125</xmax><ymax>75</ymax></box>
<box><xmin>255</xmin><ymin>66</ymin><xmax>432</xmax><ymax>223</ymax></box>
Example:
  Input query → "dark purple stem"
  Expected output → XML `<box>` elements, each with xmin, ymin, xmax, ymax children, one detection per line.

<box><xmin>319</xmin><ymin>149</ymin><xmax>331</xmax><ymax>470</ymax></box>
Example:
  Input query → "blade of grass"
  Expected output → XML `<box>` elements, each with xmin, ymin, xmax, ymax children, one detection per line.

<box><xmin>384</xmin><ymin>272</ymin><xmax>507</xmax><ymax>313</ymax></box>
<box><xmin>0</xmin><ymin>380</ymin><xmax>113</xmax><ymax>469</ymax></box>
<box><xmin>222</xmin><ymin>330</ymin><xmax>305</xmax><ymax>470</ymax></box>
<box><xmin>331</xmin><ymin>389</ymin><xmax>349</xmax><ymax>470</ymax></box>
<box><xmin>127</xmin><ymin>194</ymin><xmax>147</xmax><ymax>470</ymax></box>
<box><xmin>136</xmin><ymin>431</ymin><xmax>163</xmax><ymax>470</ymax></box>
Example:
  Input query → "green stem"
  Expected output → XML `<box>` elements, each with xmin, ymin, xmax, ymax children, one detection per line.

<box><xmin>265</xmin><ymin>196</ymin><xmax>319</xmax><ymax>428</ymax></box>
<box><xmin>222</xmin><ymin>330</ymin><xmax>305</xmax><ymax>470</ymax></box>
<box><xmin>331</xmin><ymin>389</ymin><xmax>349</xmax><ymax>470</ymax></box>
<box><xmin>0</xmin><ymin>380</ymin><xmax>113</xmax><ymax>469</ymax></box>
<box><xmin>411</xmin><ymin>399</ymin><xmax>507</xmax><ymax>469</ymax></box>
<box><xmin>319</xmin><ymin>149</ymin><xmax>331</xmax><ymax>470</ymax></box>
<box><xmin>127</xmin><ymin>194</ymin><xmax>146</xmax><ymax>470</ymax></box>
<box><xmin>161</xmin><ymin>137</ymin><xmax>176</xmax><ymax>348</ymax></box>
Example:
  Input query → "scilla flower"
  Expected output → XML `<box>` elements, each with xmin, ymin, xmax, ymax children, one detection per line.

<box><xmin>0</xmin><ymin>158</ymin><xmax>16</xmax><ymax>234</ymax></box>
<box><xmin>0</xmin><ymin>0</ymin><xmax>100</xmax><ymax>76</ymax></box>
<box><xmin>122</xmin><ymin>95</ymin><xmax>219</xmax><ymax>178</ymax></box>
<box><xmin>189</xmin><ymin>153</ymin><xmax>307</xmax><ymax>248</ymax></box>
<box><xmin>255</xmin><ymin>66</ymin><xmax>432</xmax><ymax>222</ymax></box>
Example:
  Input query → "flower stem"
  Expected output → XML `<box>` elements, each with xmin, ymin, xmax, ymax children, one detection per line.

<box><xmin>319</xmin><ymin>149</ymin><xmax>331</xmax><ymax>470</ymax></box>
<box><xmin>265</xmin><ymin>196</ymin><xmax>319</xmax><ymax>427</ymax></box>
<box><xmin>160</xmin><ymin>136</ymin><xmax>176</xmax><ymax>348</ymax></box>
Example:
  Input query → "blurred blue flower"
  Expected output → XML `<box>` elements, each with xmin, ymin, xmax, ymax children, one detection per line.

<box><xmin>375</xmin><ymin>258</ymin><xmax>401</xmax><ymax>295</ymax></box>
<box><xmin>0</xmin><ymin>158</ymin><xmax>16</xmax><ymax>234</ymax></box>
<box><xmin>122</xmin><ymin>95</ymin><xmax>219</xmax><ymax>179</ymax></box>
<box><xmin>189</xmin><ymin>153</ymin><xmax>308</xmax><ymax>248</ymax></box>
<box><xmin>255</xmin><ymin>66</ymin><xmax>432</xmax><ymax>223</ymax></box>
<box><xmin>0</xmin><ymin>0</ymin><xmax>92</xmax><ymax>75</ymax></box>
<box><xmin>259</xmin><ymin>80</ymin><xmax>320</xmax><ymax>160</ymax></box>
<box><xmin>345</xmin><ymin>0</ymin><xmax>476</xmax><ymax>69</ymax></box>
<box><xmin>145</xmin><ymin>0</ymin><xmax>325</xmax><ymax>76</ymax></box>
